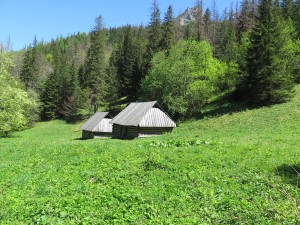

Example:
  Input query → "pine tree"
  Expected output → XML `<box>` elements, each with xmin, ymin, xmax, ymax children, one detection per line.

<box><xmin>242</xmin><ymin>0</ymin><xmax>295</xmax><ymax>104</ymax></box>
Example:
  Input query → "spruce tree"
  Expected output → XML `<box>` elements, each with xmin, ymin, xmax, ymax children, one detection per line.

<box><xmin>61</xmin><ymin>60</ymin><xmax>81</xmax><ymax>119</ymax></box>
<box><xmin>109</xmin><ymin>25</ymin><xmax>147</xmax><ymax>101</ymax></box>
<box><xmin>145</xmin><ymin>0</ymin><xmax>162</xmax><ymax>74</ymax></box>
<box><xmin>295</xmin><ymin>0</ymin><xmax>300</xmax><ymax>35</ymax></box>
<box><xmin>237</xmin><ymin>0</ymin><xmax>257</xmax><ymax>42</ymax></box>
<box><xmin>211</xmin><ymin>0</ymin><xmax>220</xmax><ymax>46</ymax></box>
<box><xmin>281</xmin><ymin>0</ymin><xmax>296</xmax><ymax>20</ymax></box>
<box><xmin>160</xmin><ymin>5</ymin><xmax>175</xmax><ymax>52</ymax></box>
<box><xmin>83</xmin><ymin>15</ymin><xmax>108</xmax><ymax>112</ymax></box>
<box><xmin>242</xmin><ymin>0</ymin><xmax>295</xmax><ymax>104</ymax></box>
<box><xmin>20</xmin><ymin>37</ymin><xmax>39</xmax><ymax>90</ymax></box>
<box><xmin>107</xmin><ymin>50</ymin><xmax>120</xmax><ymax>107</ymax></box>
<box><xmin>195</xmin><ymin>0</ymin><xmax>205</xmax><ymax>41</ymax></box>
<box><xmin>131</xmin><ymin>26</ymin><xmax>147</xmax><ymax>99</ymax></box>
<box><xmin>20</xmin><ymin>36</ymin><xmax>47</xmax><ymax>93</ymax></box>
<box><xmin>41</xmin><ymin>52</ymin><xmax>66</xmax><ymax>120</ymax></box>
<box><xmin>220</xmin><ymin>8</ymin><xmax>238</xmax><ymax>63</ymax></box>
<box><xmin>20</xmin><ymin>46</ymin><xmax>34</xmax><ymax>90</ymax></box>
<box><xmin>40</xmin><ymin>70</ymin><xmax>61</xmax><ymax>120</ymax></box>
<box><xmin>204</xmin><ymin>8</ymin><xmax>212</xmax><ymax>42</ymax></box>
<box><xmin>219</xmin><ymin>7</ymin><xmax>239</xmax><ymax>90</ymax></box>
<box><xmin>120</xmin><ymin>26</ymin><xmax>136</xmax><ymax>98</ymax></box>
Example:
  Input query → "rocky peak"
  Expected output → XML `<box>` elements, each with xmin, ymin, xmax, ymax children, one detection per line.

<box><xmin>177</xmin><ymin>7</ymin><xmax>198</xmax><ymax>26</ymax></box>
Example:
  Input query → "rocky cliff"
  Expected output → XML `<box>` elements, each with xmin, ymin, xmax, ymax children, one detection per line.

<box><xmin>177</xmin><ymin>7</ymin><xmax>198</xmax><ymax>25</ymax></box>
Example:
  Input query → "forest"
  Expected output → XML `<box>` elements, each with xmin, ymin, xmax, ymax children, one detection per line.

<box><xmin>0</xmin><ymin>0</ymin><xmax>299</xmax><ymax>136</ymax></box>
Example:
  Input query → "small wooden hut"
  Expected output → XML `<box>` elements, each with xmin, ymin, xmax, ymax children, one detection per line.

<box><xmin>110</xmin><ymin>101</ymin><xmax>176</xmax><ymax>139</ymax></box>
<box><xmin>81</xmin><ymin>112</ymin><xmax>112</xmax><ymax>139</ymax></box>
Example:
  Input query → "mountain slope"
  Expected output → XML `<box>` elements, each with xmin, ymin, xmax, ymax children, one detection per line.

<box><xmin>0</xmin><ymin>85</ymin><xmax>299</xmax><ymax>223</ymax></box>
<box><xmin>169</xmin><ymin>85</ymin><xmax>300</xmax><ymax>148</ymax></box>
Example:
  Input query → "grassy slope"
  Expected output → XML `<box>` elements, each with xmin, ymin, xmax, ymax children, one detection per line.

<box><xmin>0</xmin><ymin>86</ymin><xmax>300</xmax><ymax>224</ymax></box>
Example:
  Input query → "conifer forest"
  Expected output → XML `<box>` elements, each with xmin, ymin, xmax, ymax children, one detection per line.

<box><xmin>1</xmin><ymin>0</ymin><xmax>299</xmax><ymax>134</ymax></box>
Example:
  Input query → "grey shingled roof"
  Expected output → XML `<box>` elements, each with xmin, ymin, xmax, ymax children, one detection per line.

<box><xmin>81</xmin><ymin>112</ymin><xmax>110</xmax><ymax>131</ymax></box>
<box><xmin>110</xmin><ymin>101</ymin><xmax>157</xmax><ymax>126</ymax></box>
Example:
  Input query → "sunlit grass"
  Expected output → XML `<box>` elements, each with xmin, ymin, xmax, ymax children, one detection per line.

<box><xmin>0</xmin><ymin>85</ymin><xmax>299</xmax><ymax>224</ymax></box>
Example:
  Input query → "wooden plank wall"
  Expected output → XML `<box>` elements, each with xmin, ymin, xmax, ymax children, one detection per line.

<box><xmin>112</xmin><ymin>124</ymin><xmax>121</xmax><ymax>138</ymax></box>
<box><xmin>82</xmin><ymin>130</ymin><xmax>94</xmax><ymax>139</ymax></box>
<box><xmin>127</xmin><ymin>126</ymin><xmax>139</xmax><ymax>138</ymax></box>
<box><xmin>112</xmin><ymin>125</ymin><xmax>173</xmax><ymax>138</ymax></box>
<box><xmin>139</xmin><ymin>127</ymin><xmax>173</xmax><ymax>136</ymax></box>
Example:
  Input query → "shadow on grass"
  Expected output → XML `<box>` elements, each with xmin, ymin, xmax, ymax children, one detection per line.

<box><xmin>73</xmin><ymin>137</ymin><xmax>115</xmax><ymax>141</ymax></box>
<box><xmin>192</xmin><ymin>92</ymin><xmax>256</xmax><ymax>120</ymax></box>
<box><xmin>275</xmin><ymin>164</ymin><xmax>300</xmax><ymax>187</ymax></box>
<box><xmin>0</xmin><ymin>134</ymin><xmax>22</xmax><ymax>139</ymax></box>
<box><xmin>73</xmin><ymin>138</ymin><xmax>87</xmax><ymax>141</ymax></box>
<box><xmin>141</xmin><ymin>159</ymin><xmax>169</xmax><ymax>171</ymax></box>
<box><xmin>66</xmin><ymin>114</ymin><xmax>87</xmax><ymax>124</ymax></box>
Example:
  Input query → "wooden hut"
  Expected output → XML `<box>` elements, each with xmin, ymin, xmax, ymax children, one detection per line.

<box><xmin>81</xmin><ymin>112</ymin><xmax>112</xmax><ymax>139</ymax></box>
<box><xmin>110</xmin><ymin>101</ymin><xmax>176</xmax><ymax>139</ymax></box>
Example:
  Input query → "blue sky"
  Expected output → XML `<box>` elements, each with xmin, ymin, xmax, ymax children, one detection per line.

<box><xmin>0</xmin><ymin>0</ymin><xmax>237</xmax><ymax>51</ymax></box>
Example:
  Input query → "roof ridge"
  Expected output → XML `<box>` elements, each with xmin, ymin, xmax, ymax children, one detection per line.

<box><xmin>110</xmin><ymin>101</ymin><xmax>157</xmax><ymax>126</ymax></box>
<box><xmin>81</xmin><ymin>112</ymin><xmax>110</xmax><ymax>131</ymax></box>
<box><xmin>134</xmin><ymin>103</ymin><xmax>155</xmax><ymax>125</ymax></box>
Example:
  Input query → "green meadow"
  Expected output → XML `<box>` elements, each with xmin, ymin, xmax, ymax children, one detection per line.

<box><xmin>0</xmin><ymin>86</ymin><xmax>300</xmax><ymax>224</ymax></box>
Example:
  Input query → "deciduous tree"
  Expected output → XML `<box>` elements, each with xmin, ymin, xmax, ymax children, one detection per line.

<box><xmin>0</xmin><ymin>51</ymin><xmax>37</xmax><ymax>136</ymax></box>
<box><xmin>140</xmin><ymin>40</ymin><xmax>227</xmax><ymax>117</ymax></box>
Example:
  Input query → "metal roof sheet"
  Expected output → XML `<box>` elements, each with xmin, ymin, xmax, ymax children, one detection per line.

<box><xmin>81</xmin><ymin>112</ymin><xmax>111</xmax><ymax>131</ymax></box>
<box><xmin>92</xmin><ymin>118</ymin><xmax>113</xmax><ymax>132</ymax></box>
<box><xmin>110</xmin><ymin>101</ymin><xmax>157</xmax><ymax>126</ymax></box>
<box><xmin>110</xmin><ymin>101</ymin><xmax>176</xmax><ymax>127</ymax></box>
<box><xmin>139</xmin><ymin>108</ymin><xmax>176</xmax><ymax>127</ymax></box>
